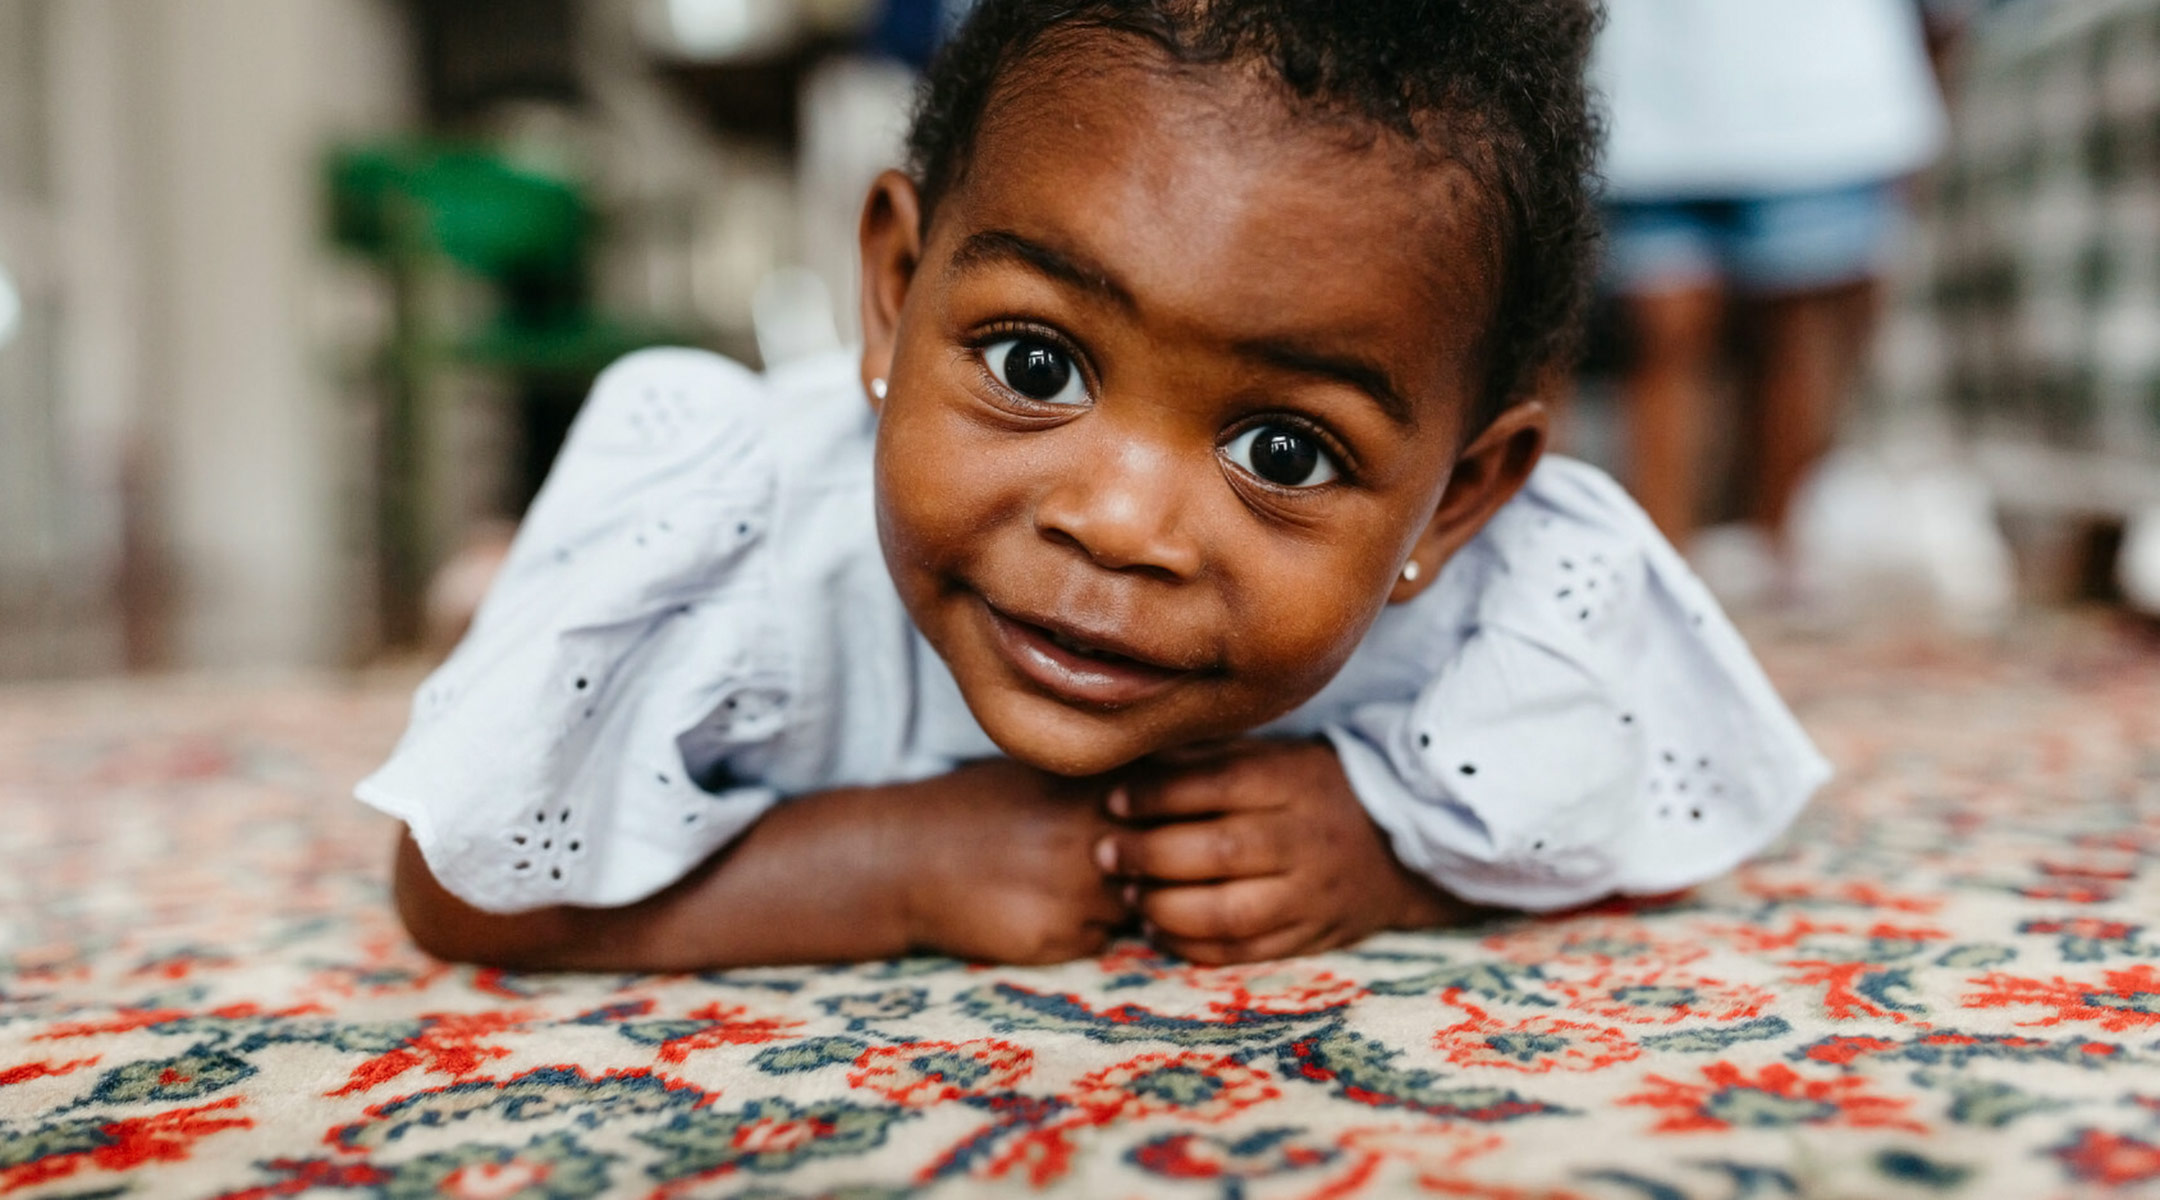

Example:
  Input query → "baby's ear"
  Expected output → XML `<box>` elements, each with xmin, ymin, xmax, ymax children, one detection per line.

<box><xmin>858</xmin><ymin>170</ymin><xmax>925</xmax><ymax>412</ymax></box>
<box><xmin>1389</xmin><ymin>397</ymin><xmax>1549</xmax><ymax>604</ymax></box>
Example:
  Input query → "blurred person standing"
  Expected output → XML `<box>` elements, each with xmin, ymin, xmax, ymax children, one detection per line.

<box><xmin>1594</xmin><ymin>0</ymin><xmax>1946</xmax><ymax>567</ymax></box>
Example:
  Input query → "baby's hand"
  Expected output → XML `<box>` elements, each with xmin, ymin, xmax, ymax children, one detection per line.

<box><xmin>898</xmin><ymin>758</ymin><xmax>1129</xmax><ymax>965</ymax></box>
<box><xmin>1099</xmin><ymin>740</ymin><xmax>1462</xmax><ymax>965</ymax></box>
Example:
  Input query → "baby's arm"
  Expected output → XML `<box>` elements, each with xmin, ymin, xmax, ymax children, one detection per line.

<box><xmin>393</xmin><ymin>759</ymin><xmax>1127</xmax><ymax>971</ymax></box>
<box><xmin>1099</xmin><ymin>740</ymin><xmax>1467</xmax><ymax>964</ymax></box>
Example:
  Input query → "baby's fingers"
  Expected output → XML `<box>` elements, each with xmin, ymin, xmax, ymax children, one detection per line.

<box><xmin>1097</xmin><ymin>813</ymin><xmax>1288</xmax><ymax>883</ymax></box>
<box><xmin>1110</xmin><ymin>740</ymin><xmax>1330</xmax><ymax>823</ymax></box>
<box><xmin>1137</xmin><ymin>877</ymin><xmax>1300</xmax><ymax>944</ymax></box>
<box><xmin>1156</xmin><ymin>923</ymin><xmax>1334</xmax><ymax>966</ymax></box>
<box><xmin>1109</xmin><ymin>762</ymin><xmax>1262</xmax><ymax>823</ymax></box>
<box><xmin>1080</xmin><ymin>870</ymin><xmax>1132</xmax><ymax>926</ymax></box>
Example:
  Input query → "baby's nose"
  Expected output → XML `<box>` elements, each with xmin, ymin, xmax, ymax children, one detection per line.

<box><xmin>1032</xmin><ymin>439</ymin><xmax>1203</xmax><ymax>580</ymax></box>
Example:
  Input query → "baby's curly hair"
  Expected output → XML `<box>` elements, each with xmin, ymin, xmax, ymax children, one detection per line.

<box><xmin>905</xmin><ymin>0</ymin><xmax>1603</xmax><ymax>432</ymax></box>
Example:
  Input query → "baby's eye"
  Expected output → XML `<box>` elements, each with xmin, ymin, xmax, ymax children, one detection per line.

<box><xmin>983</xmin><ymin>337</ymin><xmax>1087</xmax><ymax>407</ymax></box>
<box><xmin>1225</xmin><ymin>424</ymin><xmax>1340</xmax><ymax>488</ymax></box>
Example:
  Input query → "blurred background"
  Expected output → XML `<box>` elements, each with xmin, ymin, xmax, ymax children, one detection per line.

<box><xmin>0</xmin><ymin>0</ymin><xmax>2155</xmax><ymax>682</ymax></box>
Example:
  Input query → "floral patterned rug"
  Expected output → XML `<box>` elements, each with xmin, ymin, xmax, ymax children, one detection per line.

<box><xmin>4</xmin><ymin>619</ymin><xmax>2160</xmax><ymax>1199</ymax></box>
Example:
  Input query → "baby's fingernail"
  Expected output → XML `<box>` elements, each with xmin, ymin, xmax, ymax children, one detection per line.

<box><xmin>1094</xmin><ymin>836</ymin><xmax>1118</xmax><ymax>873</ymax></box>
<box><xmin>1108</xmin><ymin>786</ymin><xmax>1130</xmax><ymax>817</ymax></box>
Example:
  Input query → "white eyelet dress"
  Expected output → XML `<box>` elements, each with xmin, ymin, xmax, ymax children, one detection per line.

<box><xmin>357</xmin><ymin>348</ymin><xmax>1831</xmax><ymax>915</ymax></box>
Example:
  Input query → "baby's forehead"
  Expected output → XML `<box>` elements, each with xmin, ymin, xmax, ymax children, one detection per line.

<box><xmin>975</xmin><ymin>44</ymin><xmax>1496</xmax><ymax>272</ymax></box>
<box><xmin>945</xmin><ymin>49</ymin><xmax>1502</xmax><ymax>401</ymax></box>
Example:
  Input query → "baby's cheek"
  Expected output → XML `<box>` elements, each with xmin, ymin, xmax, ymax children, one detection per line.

<box><xmin>1238</xmin><ymin>580</ymin><xmax>1381</xmax><ymax>698</ymax></box>
<box><xmin>874</xmin><ymin>416</ymin><xmax>975</xmax><ymax>558</ymax></box>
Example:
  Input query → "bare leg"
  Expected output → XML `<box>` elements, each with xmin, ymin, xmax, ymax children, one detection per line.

<box><xmin>1622</xmin><ymin>284</ymin><xmax>1725</xmax><ymax>542</ymax></box>
<box><xmin>1750</xmin><ymin>281</ymin><xmax>1877</xmax><ymax>543</ymax></box>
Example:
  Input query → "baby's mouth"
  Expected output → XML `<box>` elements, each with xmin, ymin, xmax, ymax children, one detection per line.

<box><xmin>1044</xmin><ymin>627</ymin><xmax>1140</xmax><ymax>665</ymax></box>
<box><xmin>978</xmin><ymin>600</ymin><xmax>1201</xmax><ymax>708</ymax></box>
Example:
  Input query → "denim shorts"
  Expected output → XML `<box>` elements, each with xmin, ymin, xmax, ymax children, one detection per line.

<box><xmin>1602</xmin><ymin>183</ymin><xmax>1902</xmax><ymax>295</ymax></box>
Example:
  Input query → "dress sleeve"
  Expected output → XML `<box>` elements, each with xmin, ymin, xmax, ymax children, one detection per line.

<box><xmin>1323</xmin><ymin>458</ymin><xmax>1832</xmax><ymax>912</ymax></box>
<box><xmin>356</xmin><ymin>349</ymin><xmax>794</xmax><ymax>914</ymax></box>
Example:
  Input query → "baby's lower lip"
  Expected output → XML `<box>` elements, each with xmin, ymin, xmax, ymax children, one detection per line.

<box><xmin>981</xmin><ymin>604</ymin><xmax>1192</xmax><ymax>709</ymax></box>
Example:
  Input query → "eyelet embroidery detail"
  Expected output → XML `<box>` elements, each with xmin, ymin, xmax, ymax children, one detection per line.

<box><xmin>505</xmin><ymin>804</ymin><xmax>585</xmax><ymax>889</ymax></box>
<box><xmin>651</xmin><ymin>762</ymin><xmax>711</xmax><ymax>830</ymax></box>
<box><xmin>1517</xmin><ymin>506</ymin><xmax>1639</xmax><ymax>633</ymax></box>
<box><xmin>620</xmin><ymin>384</ymin><xmax>704</xmax><ymax>450</ymax></box>
<box><xmin>701</xmin><ymin>686</ymin><xmax>789</xmax><ymax>742</ymax></box>
<box><xmin>1648</xmin><ymin>745</ymin><xmax>1729</xmax><ymax>825</ymax></box>
<box><xmin>1554</xmin><ymin>550</ymin><xmax>1629</xmax><ymax>626</ymax></box>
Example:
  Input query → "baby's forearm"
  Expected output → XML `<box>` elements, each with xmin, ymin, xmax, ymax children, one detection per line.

<box><xmin>393</xmin><ymin>781</ymin><xmax>931</xmax><ymax>972</ymax></box>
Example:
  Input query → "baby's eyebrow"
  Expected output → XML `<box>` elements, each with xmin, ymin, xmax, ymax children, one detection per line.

<box><xmin>1233</xmin><ymin>338</ymin><xmax>1416</xmax><ymax>428</ymax></box>
<box><xmin>950</xmin><ymin>229</ymin><xmax>1137</xmax><ymax>312</ymax></box>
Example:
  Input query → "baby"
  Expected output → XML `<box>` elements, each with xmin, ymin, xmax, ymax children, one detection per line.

<box><xmin>366</xmin><ymin>0</ymin><xmax>1829</xmax><ymax>970</ymax></box>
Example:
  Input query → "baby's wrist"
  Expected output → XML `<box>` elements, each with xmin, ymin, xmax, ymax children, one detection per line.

<box><xmin>1387</xmin><ymin>870</ymin><xmax>1464</xmax><ymax>931</ymax></box>
<box><xmin>893</xmin><ymin>849</ymin><xmax>938</xmax><ymax>955</ymax></box>
<box><xmin>863</xmin><ymin>779</ymin><xmax>950</xmax><ymax>954</ymax></box>
<box><xmin>793</xmin><ymin>781</ymin><xmax>937</xmax><ymax>957</ymax></box>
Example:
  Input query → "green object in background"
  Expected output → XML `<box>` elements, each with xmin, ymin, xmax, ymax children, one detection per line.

<box><xmin>329</xmin><ymin>144</ymin><xmax>589</xmax><ymax>281</ymax></box>
<box><xmin>326</xmin><ymin>141</ymin><xmax>691</xmax><ymax>648</ymax></box>
<box><xmin>328</xmin><ymin>139</ymin><xmax>690</xmax><ymax>369</ymax></box>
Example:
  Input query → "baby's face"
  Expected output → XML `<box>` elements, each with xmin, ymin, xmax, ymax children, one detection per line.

<box><xmin>863</xmin><ymin>52</ymin><xmax>1523</xmax><ymax>776</ymax></box>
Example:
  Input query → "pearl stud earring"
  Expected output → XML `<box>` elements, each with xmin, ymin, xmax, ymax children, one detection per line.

<box><xmin>870</xmin><ymin>378</ymin><xmax>888</xmax><ymax>400</ymax></box>
<box><xmin>1401</xmin><ymin>561</ymin><xmax>1422</xmax><ymax>583</ymax></box>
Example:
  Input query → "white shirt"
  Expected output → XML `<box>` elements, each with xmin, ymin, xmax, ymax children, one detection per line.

<box><xmin>357</xmin><ymin>348</ymin><xmax>1830</xmax><ymax>915</ymax></box>
<box><xmin>1594</xmin><ymin>0</ymin><xmax>1947</xmax><ymax>198</ymax></box>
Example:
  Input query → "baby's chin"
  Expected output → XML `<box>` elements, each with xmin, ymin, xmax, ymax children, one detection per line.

<box><xmin>964</xmin><ymin>684</ymin><xmax>1284</xmax><ymax>779</ymax></box>
<box><xmin>976</xmin><ymin>714</ymin><xmax>1159</xmax><ymax>779</ymax></box>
